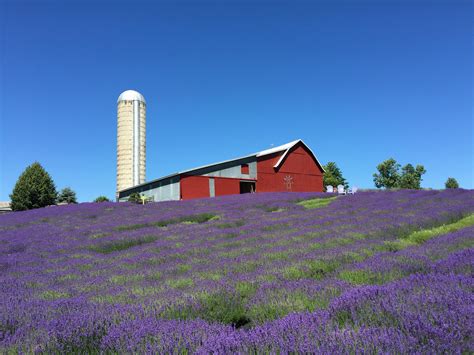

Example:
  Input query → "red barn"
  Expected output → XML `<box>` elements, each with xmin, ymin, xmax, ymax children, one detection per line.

<box><xmin>118</xmin><ymin>140</ymin><xmax>325</xmax><ymax>201</ymax></box>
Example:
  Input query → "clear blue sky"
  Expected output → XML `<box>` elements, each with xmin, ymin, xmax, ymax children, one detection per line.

<box><xmin>1</xmin><ymin>0</ymin><xmax>472</xmax><ymax>202</ymax></box>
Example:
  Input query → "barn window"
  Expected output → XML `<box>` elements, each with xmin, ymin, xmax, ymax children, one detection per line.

<box><xmin>241</xmin><ymin>164</ymin><xmax>249</xmax><ymax>175</ymax></box>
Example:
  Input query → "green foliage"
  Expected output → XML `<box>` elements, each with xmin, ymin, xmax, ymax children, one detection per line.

<box><xmin>445</xmin><ymin>177</ymin><xmax>459</xmax><ymax>189</ymax></box>
<box><xmin>298</xmin><ymin>197</ymin><xmax>336</xmax><ymax>209</ymax></box>
<box><xmin>235</xmin><ymin>281</ymin><xmax>258</xmax><ymax>299</ymax></box>
<box><xmin>89</xmin><ymin>235</ymin><xmax>157</xmax><ymax>254</ymax></box>
<box><xmin>176</xmin><ymin>264</ymin><xmax>192</xmax><ymax>274</ymax></box>
<box><xmin>306</xmin><ymin>259</ymin><xmax>340</xmax><ymax>279</ymax></box>
<box><xmin>339</xmin><ymin>269</ymin><xmax>388</xmax><ymax>285</ymax></box>
<box><xmin>40</xmin><ymin>290</ymin><xmax>70</xmax><ymax>300</ymax></box>
<box><xmin>127</xmin><ymin>192</ymin><xmax>142</xmax><ymax>204</ymax></box>
<box><xmin>114</xmin><ymin>213</ymin><xmax>218</xmax><ymax>231</ymax></box>
<box><xmin>10</xmin><ymin>162</ymin><xmax>57</xmax><ymax>211</ymax></box>
<box><xmin>373</xmin><ymin>158</ymin><xmax>426</xmax><ymax>189</ymax></box>
<box><xmin>215</xmin><ymin>220</ymin><xmax>245</xmax><ymax>229</ymax></box>
<box><xmin>323</xmin><ymin>162</ymin><xmax>348</xmax><ymax>189</ymax></box>
<box><xmin>164</xmin><ymin>290</ymin><xmax>251</xmax><ymax>327</ymax></box>
<box><xmin>249</xmin><ymin>287</ymin><xmax>340</xmax><ymax>324</ymax></box>
<box><xmin>198</xmin><ymin>271</ymin><xmax>222</xmax><ymax>281</ymax></box>
<box><xmin>93</xmin><ymin>196</ymin><xmax>110</xmax><ymax>202</ymax></box>
<box><xmin>283</xmin><ymin>259</ymin><xmax>339</xmax><ymax>280</ymax></box>
<box><xmin>109</xmin><ymin>274</ymin><xmax>145</xmax><ymax>285</ymax></box>
<box><xmin>166</xmin><ymin>278</ymin><xmax>194</xmax><ymax>289</ymax></box>
<box><xmin>249</xmin><ymin>291</ymin><xmax>320</xmax><ymax>323</ymax></box>
<box><xmin>154</xmin><ymin>213</ymin><xmax>218</xmax><ymax>227</ymax></box>
<box><xmin>383</xmin><ymin>213</ymin><xmax>474</xmax><ymax>251</ymax></box>
<box><xmin>398</xmin><ymin>164</ymin><xmax>426</xmax><ymax>189</ymax></box>
<box><xmin>57</xmin><ymin>187</ymin><xmax>77</xmax><ymax>204</ymax></box>
<box><xmin>373</xmin><ymin>158</ymin><xmax>400</xmax><ymax>189</ymax></box>
<box><xmin>189</xmin><ymin>284</ymin><xmax>255</xmax><ymax>327</ymax></box>
<box><xmin>114</xmin><ymin>223</ymin><xmax>150</xmax><ymax>232</ymax></box>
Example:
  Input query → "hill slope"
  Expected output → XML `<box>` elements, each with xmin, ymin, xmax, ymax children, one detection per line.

<box><xmin>1</xmin><ymin>190</ymin><xmax>473</xmax><ymax>353</ymax></box>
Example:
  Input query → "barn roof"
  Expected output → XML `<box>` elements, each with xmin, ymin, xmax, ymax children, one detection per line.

<box><xmin>119</xmin><ymin>139</ymin><xmax>324</xmax><ymax>193</ymax></box>
<box><xmin>256</xmin><ymin>139</ymin><xmax>324</xmax><ymax>171</ymax></box>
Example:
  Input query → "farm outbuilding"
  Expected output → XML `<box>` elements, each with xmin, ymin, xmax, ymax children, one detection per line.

<box><xmin>117</xmin><ymin>139</ymin><xmax>325</xmax><ymax>202</ymax></box>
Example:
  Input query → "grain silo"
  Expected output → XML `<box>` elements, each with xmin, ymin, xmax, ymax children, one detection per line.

<box><xmin>116</xmin><ymin>90</ymin><xmax>146</xmax><ymax>196</ymax></box>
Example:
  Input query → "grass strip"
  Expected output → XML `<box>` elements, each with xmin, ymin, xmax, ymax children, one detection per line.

<box><xmin>297</xmin><ymin>197</ymin><xmax>337</xmax><ymax>209</ymax></box>
<box><xmin>89</xmin><ymin>235</ymin><xmax>157</xmax><ymax>254</ymax></box>
<box><xmin>114</xmin><ymin>213</ymin><xmax>218</xmax><ymax>231</ymax></box>
<box><xmin>383</xmin><ymin>213</ymin><xmax>474</xmax><ymax>252</ymax></box>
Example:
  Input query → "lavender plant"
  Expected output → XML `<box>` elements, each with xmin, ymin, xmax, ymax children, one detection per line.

<box><xmin>0</xmin><ymin>189</ymin><xmax>473</xmax><ymax>353</ymax></box>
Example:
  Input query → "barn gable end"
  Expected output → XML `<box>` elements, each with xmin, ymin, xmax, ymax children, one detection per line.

<box><xmin>256</xmin><ymin>141</ymin><xmax>323</xmax><ymax>193</ymax></box>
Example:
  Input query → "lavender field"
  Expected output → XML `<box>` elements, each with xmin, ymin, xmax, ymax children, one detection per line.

<box><xmin>1</xmin><ymin>190</ymin><xmax>473</xmax><ymax>353</ymax></box>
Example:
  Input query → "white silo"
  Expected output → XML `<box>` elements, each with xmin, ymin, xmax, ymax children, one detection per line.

<box><xmin>116</xmin><ymin>90</ymin><xmax>146</xmax><ymax>195</ymax></box>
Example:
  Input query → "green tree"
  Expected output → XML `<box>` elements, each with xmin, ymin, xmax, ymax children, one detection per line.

<box><xmin>323</xmin><ymin>162</ymin><xmax>348</xmax><ymax>190</ymax></box>
<box><xmin>128</xmin><ymin>192</ymin><xmax>142</xmax><ymax>204</ymax></box>
<box><xmin>57</xmin><ymin>187</ymin><xmax>77</xmax><ymax>204</ymax></box>
<box><xmin>10</xmin><ymin>162</ymin><xmax>57</xmax><ymax>211</ymax></box>
<box><xmin>94</xmin><ymin>196</ymin><xmax>110</xmax><ymax>202</ymax></box>
<box><xmin>398</xmin><ymin>164</ymin><xmax>426</xmax><ymax>189</ymax></box>
<box><xmin>373</xmin><ymin>158</ymin><xmax>401</xmax><ymax>189</ymax></box>
<box><xmin>445</xmin><ymin>177</ymin><xmax>459</xmax><ymax>189</ymax></box>
<box><xmin>373</xmin><ymin>158</ymin><xmax>427</xmax><ymax>189</ymax></box>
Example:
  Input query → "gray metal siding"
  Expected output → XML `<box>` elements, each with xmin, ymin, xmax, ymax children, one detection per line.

<box><xmin>203</xmin><ymin>160</ymin><xmax>257</xmax><ymax>179</ymax></box>
<box><xmin>118</xmin><ymin>156</ymin><xmax>259</xmax><ymax>202</ymax></box>
<box><xmin>118</xmin><ymin>176</ymin><xmax>180</xmax><ymax>202</ymax></box>
<box><xmin>249</xmin><ymin>161</ymin><xmax>257</xmax><ymax>178</ymax></box>
<box><xmin>209</xmin><ymin>178</ymin><xmax>215</xmax><ymax>197</ymax></box>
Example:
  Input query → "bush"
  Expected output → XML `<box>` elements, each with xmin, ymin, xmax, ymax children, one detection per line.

<box><xmin>57</xmin><ymin>187</ymin><xmax>77</xmax><ymax>204</ymax></box>
<box><xmin>94</xmin><ymin>196</ymin><xmax>110</xmax><ymax>203</ymax></box>
<box><xmin>10</xmin><ymin>162</ymin><xmax>57</xmax><ymax>211</ymax></box>
<box><xmin>128</xmin><ymin>192</ymin><xmax>142</xmax><ymax>204</ymax></box>
<box><xmin>323</xmin><ymin>162</ymin><xmax>348</xmax><ymax>190</ymax></box>
<box><xmin>445</xmin><ymin>177</ymin><xmax>459</xmax><ymax>189</ymax></box>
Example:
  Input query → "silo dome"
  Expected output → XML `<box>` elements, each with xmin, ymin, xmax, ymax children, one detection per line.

<box><xmin>117</xmin><ymin>90</ymin><xmax>146</xmax><ymax>104</ymax></box>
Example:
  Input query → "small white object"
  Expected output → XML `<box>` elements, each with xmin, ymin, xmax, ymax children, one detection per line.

<box><xmin>349</xmin><ymin>186</ymin><xmax>358</xmax><ymax>194</ymax></box>
<box><xmin>337</xmin><ymin>185</ymin><xmax>346</xmax><ymax>194</ymax></box>
<box><xmin>326</xmin><ymin>185</ymin><xmax>334</xmax><ymax>193</ymax></box>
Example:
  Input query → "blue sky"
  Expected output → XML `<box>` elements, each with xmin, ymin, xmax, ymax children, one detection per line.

<box><xmin>1</xmin><ymin>0</ymin><xmax>472</xmax><ymax>202</ymax></box>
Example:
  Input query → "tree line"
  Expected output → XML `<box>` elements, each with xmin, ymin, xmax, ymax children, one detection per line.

<box><xmin>324</xmin><ymin>158</ymin><xmax>459</xmax><ymax>191</ymax></box>
<box><xmin>9</xmin><ymin>162</ymin><xmax>110</xmax><ymax>211</ymax></box>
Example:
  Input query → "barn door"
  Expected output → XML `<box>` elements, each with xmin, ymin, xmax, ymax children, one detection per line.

<box><xmin>240</xmin><ymin>181</ymin><xmax>255</xmax><ymax>194</ymax></box>
<box><xmin>209</xmin><ymin>178</ymin><xmax>215</xmax><ymax>197</ymax></box>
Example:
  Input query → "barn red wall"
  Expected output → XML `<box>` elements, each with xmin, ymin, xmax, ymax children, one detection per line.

<box><xmin>214</xmin><ymin>177</ymin><xmax>240</xmax><ymax>196</ymax></box>
<box><xmin>180</xmin><ymin>142</ymin><xmax>323</xmax><ymax>199</ymax></box>
<box><xmin>180</xmin><ymin>175</ymin><xmax>210</xmax><ymax>200</ymax></box>
<box><xmin>257</xmin><ymin>143</ymin><xmax>323</xmax><ymax>193</ymax></box>
<box><xmin>180</xmin><ymin>175</ymin><xmax>252</xmax><ymax>200</ymax></box>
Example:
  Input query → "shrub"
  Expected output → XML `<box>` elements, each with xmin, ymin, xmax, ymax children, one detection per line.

<box><xmin>57</xmin><ymin>187</ymin><xmax>77</xmax><ymax>204</ymax></box>
<box><xmin>445</xmin><ymin>177</ymin><xmax>459</xmax><ymax>189</ymax></box>
<box><xmin>128</xmin><ymin>192</ymin><xmax>142</xmax><ymax>204</ymax></box>
<box><xmin>10</xmin><ymin>162</ymin><xmax>57</xmax><ymax>211</ymax></box>
<box><xmin>94</xmin><ymin>196</ymin><xmax>110</xmax><ymax>202</ymax></box>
